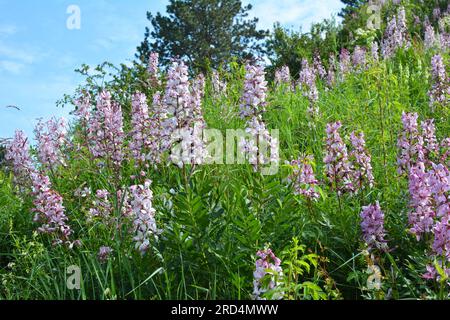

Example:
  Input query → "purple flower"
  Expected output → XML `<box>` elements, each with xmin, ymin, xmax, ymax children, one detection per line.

<box><xmin>130</xmin><ymin>92</ymin><xmax>163</xmax><ymax>165</ymax></box>
<box><xmin>429</xmin><ymin>163</ymin><xmax>450</xmax><ymax>217</ymax></box>
<box><xmin>424</xmin><ymin>22</ymin><xmax>438</xmax><ymax>49</ymax></box>
<box><xmin>5</xmin><ymin>130</ymin><xmax>33</xmax><ymax>186</ymax></box>
<box><xmin>298</xmin><ymin>59</ymin><xmax>319</xmax><ymax>116</ymax></box>
<box><xmin>352</xmin><ymin>46</ymin><xmax>367</xmax><ymax>70</ymax></box>
<box><xmin>151</xmin><ymin>91</ymin><xmax>170</xmax><ymax>157</ymax></box>
<box><xmin>323</xmin><ymin>122</ymin><xmax>354</xmax><ymax>194</ymax></box>
<box><xmin>423</xmin><ymin>263</ymin><xmax>450</xmax><ymax>282</ymax></box>
<box><xmin>162</xmin><ymin>60</ymin><xmax>207</xmax><ymax>166</ymax></box>
<box><xmin>421</xmin><ymin>119</ymin><xmax>439</xmax><ymax>161</ymax></box>
<box><xmin>74</xmin><ymin>93</ymin><xmax>91</xmax><ymax>127</ymax></box>
<box><xmin>370</xmin><ymin>42</ymin><xmax>379</xmax><ymax>62</ymax></box>
<box><xmin>163</xmin><ymin>61</ymin><xmax>193</xmax><ymax>128</ymax></box>
<box><xmin>326</xmin><ymin>54</ymin><xmax>337</xmax><ymax>87</ymax></box>
<box><xmin>339</xmin><ymin>48</ymin><xmax>351</xmax><ymax>80</ymax></box>
<box><xmin>253</xmin><ymin>248</ymin><xmax>283</xmax><ymax>300</ymax></box>
<box><xmin>191</xmin><ymin>73</ymin><xmax>206</xmax><ymax>123</ymax></box>
<box><xmin>360</xmin><ymin>201</ymin><xmax>388</xmax><ymax>250</ymax></box>
<box><xmin>439</xmin><ymin>32</ymin><xmax>450</xmax><ymax>51</ymax></box>
<box><xmin>34</xmin><ymin>117</ymin><xmax>67</xmax><ymax>170</ymax></box>
<box><xmin>313</xmin><ymin>53</ymin><xmax>327</xmax><ymax>80</ymax></box>
<box><xmin>432</xmin><ymin>215</ymin><xmax>450</xmax><ymax>261</ymax></box>
<box><xmin>98</xmin><ymin>246</ymin><xmax>113</xmax><ymax>263</ymax></box>
<box><xmin>408</xmin><ymin>163</ymin><xmax>435</xmax><ymax>239</ymax></box>
<box><xmin>428</xmin><ymin>54</ymin><xmax>449</xmax><ymax>110</ymax></box>
<box><xmin>240</xmin><ymin>116</ymin><xmax>279</xmax><ymax>172</ymax></box>
<box><xmin>88</xmin><ymin>91</ymin><xmax>125</xmax><ymax>168</ymax></box>
<box><xmin>31</xmin><ymin>171</ymin><xmax>73</xmax><ymax>246</ymax></box>
<box><xmin>397</xmin><ymin>112</ymin><xmax>423</xmax><ymax>174</ymax></box>
<box><xmin>441</xmin><ymin>138</ymin><xmax>450</xmax><ymax>166</ymax></box>
<box><xmin>274</xmin><ymin>66</ymin><xmax>291</xmax><ymax>87</ymax></box>
<box><xmin>240</xmin><ymin>63</ymin><xmax>267</xmax><ymax>119</ymax></box>
<box><xmin>88</xmin><ymin>189</ymin><xmax>112</xmax><ymax>221</ymax></box>
<box><xmin>433</xmin><ymin>7</ymin><xmax>441</xmax><ymax>21</ymax></box>
<box><xmin>74</xmin><ymin>186</ymin><xmax>91</xmax><ymax>198</ymax></box>
<box><xmin>350</xmin><ymin>131</ymin><xmax>375</xmax><ymax>191</ymax></box>
<box><xmin>288</xmin><ymin>155</ymin><xmax>320</xmax><ymax>200</ymax></box>
<box><xmin>164</xmin><ymin>71</ymin><xmax>208</xmax><ymax>168</ymax></box>
<box><xmin>211</xmin><ymin>70</ymin><xmax>227</xmax><ymax>96</ymax></box>
<box><xmin>381</xmin><ymin>7</ymin><xmax>410</xmax><ymax>59</ymax></box>
<box><xmin>239</xmin><ymin>64</ymin><xmax>277</xmax><ymax>172</ymax></box>
<box><xmin>147</xmin><ymin>52</ymin><xmax>160</xmax><ymax>86</ymax></box>
<box><xmin>169</xmin><ymin>123</ymin><xmax>208</xmax><ymax>168</ymax></box>
<box><xmin>129</xmin><ymin>180</ymin><xmax>160</xmax><ymax>255</ymax></box>
<box><xmin>163</xmin><ymin>59</ymin><xmax>192</xmax><ymax>129</ymax></box>
<box><xmin>130</xmin><ymin>92</ymin><xmax>150</xmax><ymax>165</ymax></box>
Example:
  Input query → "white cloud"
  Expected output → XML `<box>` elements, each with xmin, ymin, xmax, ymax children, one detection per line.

<box><xmin>0</xmin><ymin>24</ymin><xmax>17</xmax><ymax>36</ymax></box>
<box><xmin>0</xmin><ymin>60</ymin><xmax>25</xmax><ymax>74</ymax></box>
<box><xmin>247</xmin><ymin>0</ymin><xmax>343</xmax><ymax>31</ymax></box>
<box><xmin>87</xmin><ymin>2</ymin><xmax>145</xmax><ymax>54</ymax></box>
<box><xmin>0</xmin><ymin>42</ymin><xmax>38</xmax><ymax>64</ymax></box>
<box><xmin>0</xmin><ymin>41</ymin><xmax>44</xmax><ymax>75</ymax></box>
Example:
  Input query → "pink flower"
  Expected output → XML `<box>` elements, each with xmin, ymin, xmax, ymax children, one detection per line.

<box><xmin>34</xmin><ymin>117</ymin><xmax>67</xmax><ymax>170</ymax></box>
<box><xmin>169</xmin><ymin>123</ymin><xmax>208</xmax><ymax>167</ymax></box>
<box><xmin>147</xmin><ymin>52</ymin><xmax>160</xmax><ymax>86</ymax></box>
<box><xmin>397</xmin><ymin>112</ymin><xmax>423</xmax><ymax>174</ymax></box>
<box><xmin>429</xmin><ymin>163</ymin><xmax>450</xmax><ymax>217</ymax></box>
<box><xmin>298</xmin><ymin>59</ymin><xmax>319</xmax><ymax>116</ymax></box>
<box><xmin>253</xmin><ymin>248</ymin><xmax>283</xmax><ymax>300</ymax></box>
<box><xmin>371</xmin><ymin>42</ymin><xmax>379</xmax><ymax>62</ymax></box>
<box><xmin>74</xmin><ymin>93</ymin><xmax>91</xmax><ymax>128</ymax></box>
<box><xmin>5</xmin><ymin>130</ymin><xmax>33</xmax><ymax>186</ymax></box>
<box><xmin>98</xmin><ymin>246</ymin><xmax>113</xmax><ymax>263</ymax></box>
<box><xmin>350</xmin><ymin>131</ymin><xmax>375</xmax><ymax>191</ymax></box>
<box><xmin>323</xmin><ymin>122</ymin><xmax>353</xmax><ymax>194</ymax></box>
<box><xmin>360</xmin><ymin>201</ymin><xmax>388</xmax><ymax>250</ymax></box>
<box><xmin>352</xmin><ymin>46</ymin><xmax>367</xmax><ymax>70</ymax></box>
<box><xmin>163</xmin><ymin>59</ymin><xmax>193</xmax><ymax>129</ymax></box>
<box><xmin>239</xmin><ymin>116</ymin><xmax>279</xmax><ymax>172</ymax></box>
<box><xmin>424</xmin><ymin>22</ymin><xmax>438</xmax><ymax>49</ymax></box>
<box><xmin>339</xmin><ymin>48</ymin><xmax>351</xmax><ymax>80</ymax></box>
<box><xmin>162</xmin><ymin>60</ymin><xmax>208</xmax><ymax>168</ymax></box>
<box><xmin>326</xmin><ymin>54</ymin><xmax>337</xmax><ymax>87</ymax></box>
<box><xmin>211</xmin><ymin>70</ymin><xmax>227</xmax><ymax>96</ymax></box>
<box><xmin>408</xmin><ymin>163</ymin><xmax>435</xmax><ymax>239</ymax></box>
<box><xmin>130</xmin><ymin>92</ymin><xmax>152</xmax><ymax>165</ymax></box>
<box><xmin>239</xmin><ymin>64</ymin><xmax>278</xmax><ymax>172</ymax></box>
<box><xmin>30</xmin><ymin>171</ymin><xmax>73</xmax><ymax>245</ymax></box>
<box><xmin>191</xmin><ymin>73</ymin><xmax>206</xmax><ymax>123</ymax></box>
<box><xmin>313</xmin><ymin>52</ymin><xmax>327</xmax><ymax>80</ymax></box>
<box><xmin>287</xmin><ymin>155</ymin><xmax>320</xmax><ymax>200</ymax></box>
<box><xmin>274</xmin><ymin>66</ymin><xmax>291</xmax><ymax>87</ymax></box>
<box><xmin>88</xmin><ymin>91</ymin><xmax>125</xmax><ymax>167</ymax></box>
<box><xmin>441</xmin><ymin>138</ymin><xmax>450</xmax><ymax>166</ymax></box>
<box><xmin>129</xmin><ymin>180</ymin><xmax>160</xmax><ymax>255</ymax></box>
<box><xmin>421</xmin><ymin>119</ymin><xmax>439</xmax><ymax>161</ymax></box>
<box><xmin>240</xmin><ymin>63</ymin><xmax>267</xmax><ymax>119</ymax></box>
<box><xmin>381</xmin><ymin>7</ymin><xmax>410</xmax><ymax>59</ymax></box>
<box><xmin>432</xmin><ymin>215</ymin><xmax>450</xmax><ymax>257</ymax></box>
<box><xmin>428</xmin><ymin>54</ymin><xmax>449</xmax><ymax>110</ymax></box>
<box><xmin>88</xmin><ymin>189</ymin><xmax>112</xmax><ymax>221</ymax></box>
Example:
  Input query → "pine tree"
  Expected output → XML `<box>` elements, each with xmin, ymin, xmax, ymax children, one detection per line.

<box><xmin>136</xmin><ymin>0</ymin><xmax>268</xmax><ymax>72</ymax></box>
<box><xmin>339</xmin><ymin>0</ymin><xmax>367</xmax><ymax>18</ymax></box>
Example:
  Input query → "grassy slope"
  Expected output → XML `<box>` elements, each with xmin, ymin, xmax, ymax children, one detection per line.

<box><xmin>0</xmin><ymin>46</ymin><xmax>449</xmax><ymax>300</ymax></box>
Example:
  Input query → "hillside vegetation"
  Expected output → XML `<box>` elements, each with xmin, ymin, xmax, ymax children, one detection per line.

<box><xmin>0</xmin><ymin>1</ymin><xmax>449</xmax><ymax>300</ymax></box>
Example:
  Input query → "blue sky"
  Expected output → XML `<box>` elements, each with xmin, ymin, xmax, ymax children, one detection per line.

<box><xmin>0</xmin><ymin>0</ymin><xmax>343</xmax><ymax>139</ymax></box>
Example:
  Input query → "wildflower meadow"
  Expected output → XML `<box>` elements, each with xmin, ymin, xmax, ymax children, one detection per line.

<box><xmin>0</xmin><ymin>0</ymin><xmax>449</xmax><ymax>301</ymax></box>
